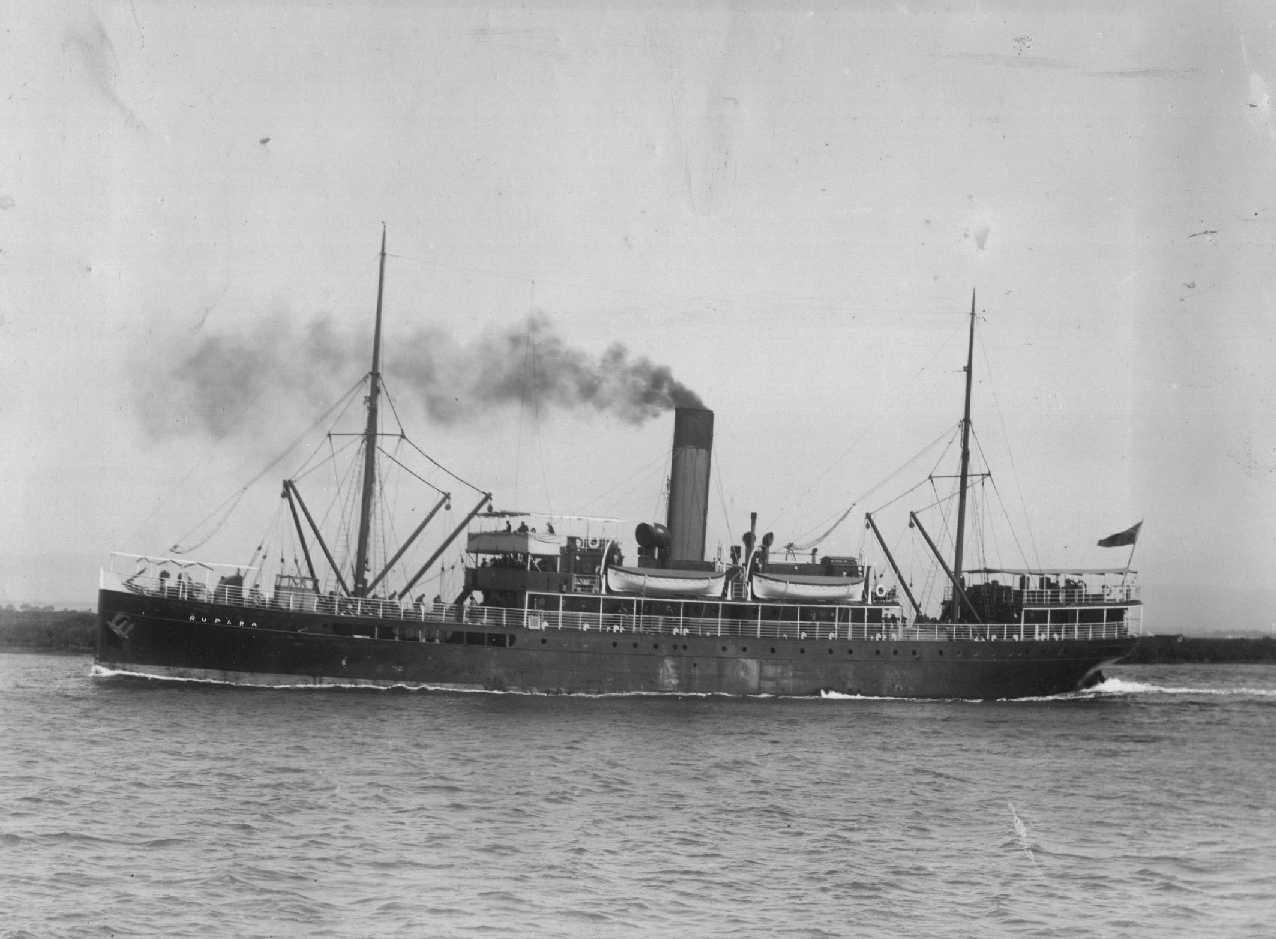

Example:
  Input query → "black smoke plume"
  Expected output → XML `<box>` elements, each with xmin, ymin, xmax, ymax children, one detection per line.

<box><xmin>136</xmin><ymin>313</ymin><xmax>347</xmax><ymax>440</ymax></box>
<box><xmin>397</xmin><ymin>313</ymin><xmax>703</xmax><ymax>425</ymax></box>
<box><xmin>141</xmin><ymin>312</ymin><xmax>703</xmax><ymax>440</ymax></box>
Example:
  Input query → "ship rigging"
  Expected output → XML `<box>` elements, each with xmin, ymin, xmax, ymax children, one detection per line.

<box><xmin>95</xmin><ymin>231</ymin><xmax>1142</xmax><ymax>698</ymax></box>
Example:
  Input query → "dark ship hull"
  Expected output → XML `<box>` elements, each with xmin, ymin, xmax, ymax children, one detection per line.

<box><xmin>95</xmin><ymin>587</ymin><xmax>1134</xmax><ymax>699</ymax></box>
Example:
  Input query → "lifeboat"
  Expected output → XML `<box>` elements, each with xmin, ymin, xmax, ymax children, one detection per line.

<box><xmin>750</xmin><ymin>571</ymin><xmax>865</xmax><ymax>603</ymax></box>
<box><xmin>605</xmin><ymin>565</ymin><xmax>726</xmax><ymax>598</ymax></box>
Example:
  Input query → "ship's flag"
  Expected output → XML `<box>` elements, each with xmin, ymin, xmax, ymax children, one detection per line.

<box><xmin>1097</xmin><ymin>521</ymin><xmax>1142</xmax><ymax>548</ymax></box>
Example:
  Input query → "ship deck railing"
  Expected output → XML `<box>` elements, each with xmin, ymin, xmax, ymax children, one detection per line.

<box><xmin>471</xmin><ymin>606</ymin><xmax>1134</xmax><ymax>642</ymax></box>
<box><xmin>945</xmin><ymin>585</ymin><xmax>1141</xmax><ymax>605</ymax></box>
<box><xmin>104</xmin><ymin>564</ymin><xmax>1139</xmax><ymax>642</ymax></box>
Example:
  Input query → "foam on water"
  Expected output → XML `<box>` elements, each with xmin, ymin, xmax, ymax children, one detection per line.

<box><xmin>92</xmin><ymin>664</ymin><xmax>735</xmax><ymax>697</ymax></box>
<box><xmin>1084</xmin><ymin>676</ymin><xmax>1276</xmax><ymax>698</ymax></box>
<box><xmin>819</xmin><ymin>689</ymin><xmax>911</xmax><ymax>701</ymax></box>
<box><xmin>1007</xmin><ymin>802</ymin><xmax>1041</xmax><ymax>874</ymax></box>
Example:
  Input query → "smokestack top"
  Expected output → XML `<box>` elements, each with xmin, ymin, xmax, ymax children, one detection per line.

<box><xmin>672</xmin><ymin>406</ymin><xmax>714</xmax><ymax>450</ymax></box>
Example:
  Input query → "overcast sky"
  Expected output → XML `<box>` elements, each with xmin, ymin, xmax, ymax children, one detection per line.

<box><xmin>4</xmin><ymin>2</ymin><xmax>1275</xmax><ymax>629</ymax></box>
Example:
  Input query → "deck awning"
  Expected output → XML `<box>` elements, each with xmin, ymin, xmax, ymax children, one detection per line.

<box><xmin>466</xmin><ymin>531</ymin><xmax>565</xmax><ymax>556</ymax></box>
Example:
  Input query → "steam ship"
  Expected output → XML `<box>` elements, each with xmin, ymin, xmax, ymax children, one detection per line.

<box><xmin>95</xmin><ymin>234</ymin><xmax>1141</xmax><ymax>698</ymax></box>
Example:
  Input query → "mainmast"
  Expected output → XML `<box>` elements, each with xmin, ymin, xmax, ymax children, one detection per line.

<box><xmin>353</xmin><ymin>226</ymin><xmax>387</xmax><ymax>596</ymax></box>
<box><xmin>951</xmin><ymin>289</ymin><xmax>976</xmax><ymax>590</ymax></box>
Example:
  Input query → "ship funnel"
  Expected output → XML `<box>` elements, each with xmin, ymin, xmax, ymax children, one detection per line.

<box><xmin>665</xmin><ymin>406</ymin><xmax>714</xmax><ymax>563</ymax></box>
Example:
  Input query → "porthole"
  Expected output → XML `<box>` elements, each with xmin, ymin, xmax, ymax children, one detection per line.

<box><xmin>540</xmin><ymin>638</ymin><xmax>547</xmax><ymax>645</ymax></box>
<box><xmin>612</xmin><ymin>641</ymin><xmax>618</xmax><ymax>648</ymax></box>
<box><xmin>742</xmin><ymin>646</ymin><xmax>748</xmax><ymax>653</ymax></box>
<box><xmin>633</xmin><ymin>642</ymin><xmax>639</xmax><ymax>649</ymax></box>
<box><xmin>800</xmin><ymin>648</ymin><xmax>805</xmax><ymax>654</ymax></box>
<box><xmin>911</xmin><ymin>649</ymin><xmax>918</xmax><ymax>656</ymax></box>
<box><xmin>722</xmin><ymin>646</ymin><xmax>729</xmax><ymax>653</ymax></box>
<box><xmin>847</xmin><ymin>649</ymin><xmax>853</xmax><ymax>655</ymax></box>
<box><xmin>875</xmin><ymin>649</ymin><xmax>881</xmax><ymax>656</ymax></box>
<box><xmin>770</xmin><ymin>647</ymin><xmax>776</xmax><ymax>654</ymax></box>
<box><xmin>893</xmin><ymin>649</ymin><xmax>899</xmax><ymax>656</ymax></box>
<box><xmin>827</xmin><ymin>648</ymin><xmax>834</xmax><ymax>654</ymax></box>
<box><xmin>653</xmin><ymin>643</ymin><xmax>660</xmax><ymax>650</ymax></box>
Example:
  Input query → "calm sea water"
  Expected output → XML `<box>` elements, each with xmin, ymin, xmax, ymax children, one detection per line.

<box><xmin>2</xmin><ymin>654</ymin><xmax>1274</xmax><ymax>938</ymax></box>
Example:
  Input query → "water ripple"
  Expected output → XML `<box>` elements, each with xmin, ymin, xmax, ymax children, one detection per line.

<box><xmin>4</xmin><ymin>656</ymin><xmax>1276</xmax><ymax>936</ymax></box>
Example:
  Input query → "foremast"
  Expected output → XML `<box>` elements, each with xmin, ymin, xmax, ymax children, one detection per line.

<box><xmin>353</xmin><ymin>225</ymin><xmax>388</xmax><ymax>597</ymax></box>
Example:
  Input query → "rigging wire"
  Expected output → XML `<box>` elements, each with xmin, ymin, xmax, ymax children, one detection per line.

<box><xmin>912</xmin><ymin>484</ymin><xmax>959</xmax><ymax>519</ymax></box>
<box><xmin>316</xmin><ymin>439</ymin><xmax>364</xmax><ymax>530</ymax></box>
<box><xmin>971</xmin><ymin>427</ymin><xmax>1035</xmax><ymax>570</ymax></box>
<box><xmin>787</xmin><ymin>503</ymin><xmax>859</xmax><ymax>554</ymax></box>
<box><xmin>774</xmin><ymin>311</ymin><xmax>972</xmax><ymax>528</ymax></box>
<box><xmin>402</xmin><ymin>436</ymin><xmax>486</xmax><ymax>495</ymax></box>
<box><xmin>380</xmin><ymin>379</ymin><xmax>408</xmax><ymax>435</ymax></box>
<box><xmin>374</xmin><ymin>458</ymin><xmax>396</xmax><ymax>594</ymax></box>
<box><xmin>241</xmin><ymin>497</ymin><xmax>286</xmax><ymax>591</ymax></box>
<box><xmin>376</xmin><ymin>446</ymin><xmax>449</xmax><ymax>495</ymax></box>
<box><xmin>320</xmin><ymin>439</ymin><xmax>364</xmax><ymax>580</ymax></box>
<box><xmin>293</xmin><ymin>434</ymin><xmax>361</xmax><ymax>483</ymax></box>
<box><xmin>289</xmin><ymin>380</ymin><xmax>369</xmax><ymax>480</ymax></box>
<box><xmin>511</xmin><ymin>313</ymin><xmax>531</xmax><ymax>505</ymax></box>
<box><xmin>976</xmin><ymin>328</ymin><xmax>1042</xmax><ymax>570</ymax></box>
<box><xmin>788</xmin><ymin>422</ymin><xmax>961</xmax><ymax>550</ymax></box>
<box><xmin>524</xmin><ymin>305</ymin><xmax>556</xmax><ymax>518</ymax></box>
<box><xmin>977</xmin><ymin>478</ymin><xmax>1000</xmax><ymax>570</ymax></box>
<box><xmin>326</xmin><ymin>428</ymin><xmax>342</xmax><ymax>495</ymax></box>
<box><xmin>865</xmin><ymin>474</ymin><xmax>940</xmax><ymax>518</ymax></box>
<box><xmin>715</xmin><ymin>456</ymin><xmax>735</xmax><ymax>547</ymax></box>
<box><xmin>935</xmin><ymin>480</ymin><xmax>957</xmax><ymax>557</ymax></box>
<box><xmin>971</xmin><ymin>479</ymin><xmax>986</xmax><ymax>569</ymax></box>
<box><xmin>575</xmin><ymin>449</ymin><xmax>667</xmax><ymax>515</ymax></box>
<box><xmin>169</xmin><ymin>375</ymin><xmax>368</xmax><ymax>554</ymax></box>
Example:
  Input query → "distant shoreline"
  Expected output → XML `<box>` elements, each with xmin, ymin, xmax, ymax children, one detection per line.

<box><xmin>0</xmin><ymin>609</ymin><xmax>96</xmax><ymax>654</ymax></box>
<box><xmin>1</xmin><ymin>609</ymin><xmax>1273</xmax><ymax>662</ymax></box>
<box><xmin>1124</xmin><ymin>634</ymin><xmax>1276</xmax><ymax>664</ymax></box>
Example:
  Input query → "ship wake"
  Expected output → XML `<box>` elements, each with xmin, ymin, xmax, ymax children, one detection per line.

<box><xmin>1078</xmin><ymin>676</ymin><xmax>1276</xmax><ymax>698</ymax></box>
